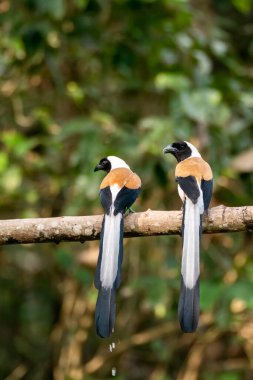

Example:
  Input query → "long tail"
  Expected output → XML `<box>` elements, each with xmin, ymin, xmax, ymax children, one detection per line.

<box><xmin>178</xmin><ymin>197</ymin><xmax>202</xmax><ymax>333</ymax></box>
<box><xmin>94</xmin><ymin>212</ymin><xmax>124</xmax><ymax>338</ymax></box>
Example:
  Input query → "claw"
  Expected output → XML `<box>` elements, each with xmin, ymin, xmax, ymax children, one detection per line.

<box><xmin>124</xmin><ymin>207</ymin><xmax>135</xmax><ymax>215</ymax></box>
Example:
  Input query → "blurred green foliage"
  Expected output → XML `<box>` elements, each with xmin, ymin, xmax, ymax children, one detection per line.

<box><xmin>0</xmin><ymin>0</ymin><xmax>253</xmax><ymax>379</ymax></box>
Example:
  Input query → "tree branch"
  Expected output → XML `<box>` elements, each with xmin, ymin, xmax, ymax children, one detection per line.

<box><xmin>0</xmin><ymin>205</ymin><xmax>252</xmax><ymax>245</ymax></box>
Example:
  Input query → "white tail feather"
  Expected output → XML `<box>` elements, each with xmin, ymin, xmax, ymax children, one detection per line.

<box><xmin>182</xmin><ymin>195</ymin><xmax>203</xmax><ymax>289</ymax></box>
<box><xmin>100</xmin><ymin>212</ymin><xmax>122</xmax><ymax>288</ymax></box>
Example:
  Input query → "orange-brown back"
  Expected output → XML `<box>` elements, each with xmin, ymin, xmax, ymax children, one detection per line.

<box><xmin>100</xmin><ymin>168</ymin><xmax>141</xmax><ymax>190</ymax></box>
<box><xmin>175</xmin><ymin>157</ymin><xmax>212</xmax><ymax>182</ymax></box>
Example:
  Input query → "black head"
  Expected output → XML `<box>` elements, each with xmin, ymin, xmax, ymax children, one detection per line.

<box><xmin>163</xmin><ymin>141</ymin><xmax>192</xmax><ymax>162</ymax></box>
<box><xmin>94</xmin><ymin>157</ymin><xmax>111</xmax><ymax>173</ymax></box>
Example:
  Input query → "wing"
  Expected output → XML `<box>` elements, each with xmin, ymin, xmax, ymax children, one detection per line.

<box><xmin>176</xmin><ymin>176</ymin><xmax>200</xmax><ymax>204</ymax></box>
<box><xmin>99</xmin><ymin>186</ymin><xmax>112</xmax><ymax>215</ymax></box>
<box><xmin>114</xmin><ymin>186</ymin><xmax>141</xmax><ymax>215</ymax></box>
<box><xmin>201</xmin><ymin>179</ymin><xmax>213</xmax><ymax>211</ymax></box>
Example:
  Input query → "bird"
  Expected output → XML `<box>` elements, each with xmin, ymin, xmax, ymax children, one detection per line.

<box><xmin>94</xmin><ymin>156</ymin><xmax>141</xmax><ymax>338</ymax></box>
<box><xmin>163</xmin><ymin>141</ymin><xmax>213</xmax><ymax>333</ymax></box>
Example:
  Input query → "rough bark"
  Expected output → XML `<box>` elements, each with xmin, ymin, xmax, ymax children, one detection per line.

<box><xmin>0</xmin><ymin>205</ymin><xmax>252</xmax><ymax>245</ymax></box>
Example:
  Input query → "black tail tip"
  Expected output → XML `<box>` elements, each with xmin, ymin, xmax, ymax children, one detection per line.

<box><xmin>179</xmin><ymin>318</ymin><xmax>198</xmax><ymax>333</ymax></box>
<box><xmin>178</xmin><ymin>277</ymin><xmax>199</xmax><ymax>333</ymax></box>
<box><xmin>96</xmin><ymin>324</ymin><xmax>113</xmax><ymax>338</ymax></box>
<box><xmin>95</xmin><ymin>287</ymin><xmax>116</xmax><ymax>338</ymax></box>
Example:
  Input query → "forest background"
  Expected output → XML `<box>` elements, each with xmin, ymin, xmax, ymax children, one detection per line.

<box><xmin>0</xmin><ymin>0</ymin><xmax>253</xmax><ymax>379</ymax></box>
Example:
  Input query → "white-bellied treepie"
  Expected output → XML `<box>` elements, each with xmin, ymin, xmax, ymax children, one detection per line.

<box><xmin>94</xmin><ymin>156</ymin><xmax>141</xmax><ymax>338</ymax></box>
<box><xmin>163</xmin><ymin>141</ymin><xmax>213</xmax><ymax>333</ymax></box>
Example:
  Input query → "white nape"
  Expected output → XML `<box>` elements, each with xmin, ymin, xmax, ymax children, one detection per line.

<box><xmin>108</xmin><ymin>156</ymin><xmax>130</xmax><ymax>170</ymax></box>
<box><xmin>184</xmin><ymin>141</ymin><xmax>202</xmax><ymax>158</ymax></box>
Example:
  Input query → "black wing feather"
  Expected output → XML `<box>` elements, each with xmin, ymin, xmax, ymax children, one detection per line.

<box><xmin>99</xmin><ymin>186</ymin><xmax>112</xmax><ymax>215</ymax></box>
<box><xmin>201</xmin><ymin>179</ymin><xmax>213</xmax><ymax>211</ymax></box>
<box><xmin>114</xmin><ymin>186</ymin><xmax>141</xmax><ymax>215</ymax></box>
<box><xmin>176</xmin><ymin>176</ymin><xmax>200</xmax><ymax>204</ymax></box>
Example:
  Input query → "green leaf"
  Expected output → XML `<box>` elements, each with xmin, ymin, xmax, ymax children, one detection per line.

<box><xmin>2</xmin><ymin>131</ymin><xmax>38</xmax><ymax>157</ymax></box>
<box><xmin>180</xmin><ymin>89</ymin><xmax>230</xmax><ymax>125</ymax></box>
<box><xmin>201</xmin><ymin>282</ymin><xmax>223</xmax><ymax>311</ymax></box>
<box><xmin>0</xmin><ymin>152</ymin><xmax>8</xmax><ymax>173</ymax></box>
<box><xmin>155</xmin><ymin>72</ymin><xmax>190</xmax><ymax>91</ymax></box>
<box><xmin>217</xmin><ymin>372</ymin><xmax>241</xmax><ymax>380</ymax></box>
<box><xmin>37</xmin><ymin>0</ymin><xmax>66</xmax><ymax>19</ymax></box>
<box><xmin>232</xmin><ymin>0</ymin><xmax>252</xmax><ymax>13</ymax></box>
<box><xmin>226</xmin><ymin>282</ymin><xmax>253</xmax><ymax>309</ymax></box>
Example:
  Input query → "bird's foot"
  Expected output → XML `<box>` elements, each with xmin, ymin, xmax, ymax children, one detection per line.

<box><xmin>125</xmin><ymin>207</ymin><xmax>135</xmax><ymax>215</ymax></box>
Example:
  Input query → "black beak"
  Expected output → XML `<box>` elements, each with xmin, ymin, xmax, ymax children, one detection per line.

<box><xmin>94</xmin><ymin>164</ymin><xmax>103</xmax><ymax>172</ymax></box>
<box><xmin>163</xmin><ymin>144</ymin><xmax>178</xmax><ymax>154</ymax></box>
